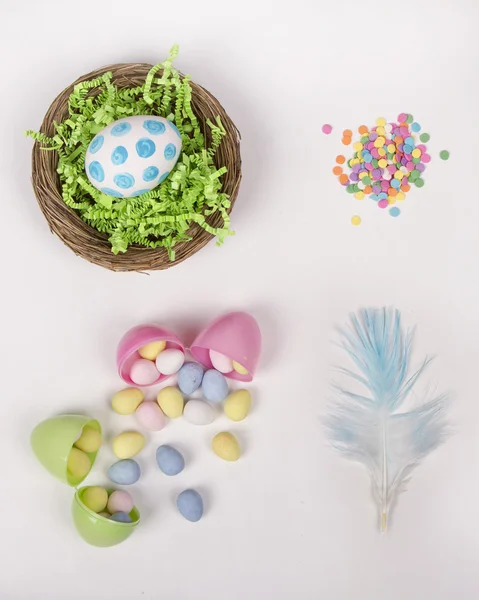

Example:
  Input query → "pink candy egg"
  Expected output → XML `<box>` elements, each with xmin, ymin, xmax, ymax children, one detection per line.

<box><xmin>107</xmin><ymin>490</ymin><xmax>134</xmax><ymax>514</ymax></box>
<box><xmin>209</xmin><ymin>350</ymin><xmax>233</xmax><ymax>373</ymax></box>
<box><xmin>130</xmin><ymin>359</ymin><xmax>159</xmax><ymax>386</ymax></box>
<box><xmin>136</xmin><ymin>401</ymin><xmax>166</xmax><ymax>431</ymax></box>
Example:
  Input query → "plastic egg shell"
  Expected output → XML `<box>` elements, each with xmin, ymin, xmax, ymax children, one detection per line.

<box><xmin>190</xmin><ymin>312</ymin><xmax>261</xmax><ymax>382</ymax></box>
<box><xmin>85</xmin><ymin>115</ymin><xmax>182</xmax><ymax>198</ymax></box>
<box><xmin>117</xmin><ymin>324</ymin><xmax>184</xmax><ymax>386</ymax></box>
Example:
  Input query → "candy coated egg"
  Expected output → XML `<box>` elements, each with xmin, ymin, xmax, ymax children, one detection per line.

<box><xmin>178</xmin><ymin>362</ymin><xmax>204</xmax><ymax>395</ymax></box>
<box><xmin>177</xmin><ymin>489</ymin><xmax>203</xmax><ymax>522</ymax></box>
<box><xmin>156</xmin><ymin>445</ymin><xmax>185</xmax><ymax>476</ymax></box>
<box><xmin>67</xmin><ymin>447</ymin><xmax>91</xmax><ymax>478</ymax></box>
<box><xmin>138</xmin><ymin>340</ymin><xmax>166</xmax><ymax>360</ymax></box>
<box><xmin>136</xmin><ymin>402</ymin><xmax>166</xmax><ymax>431</ymax></box>
<box><xmin>130</xmin><ymin>359</ymin><xmax>159</xmax><ymax>386</ymax></box>
<box><xmin>85</xmin><ymin>115</ymin><xmax>182</xmax><ymax>198</ymax></box>
<box><xmin>224</xmin><ymin>390</ymin><xmax>251</xmax><ymax>422</ymax></box>
<box><xmin>232</xmin><ymin>360</ymin><xmax>248</xmax><ymax>375</ymax></box>
<box><xmin>183</xmin><ymin>400</ymin><xmax>217</xmax><ymax>425</ymax></box>
<box><xmin>74</xmin><ymin>426</ymin><xmax>102</xmax><ymax>453</ymax></box>
<box><xmin>209</xmin><ymin>350</ymin><xmax>233</xmax><ymax>374</ymax></box>
<box><xmin>108</xmin><ymin>459</ymin><xmax>141</xmax><ymax>485</ymax></box>
<box><xmin>113</xmin><ymin>431</ymin><xmax>145</xmax><ymax>459</ymax></box>
<box><xmin>107</xmin><ymin>490</ymin><xmax>134</xmax><ymax>514</ymax></box>
<box><xmin>157</xmin><ymin>386</ymin><xmax>184</xmax><ymax>418</ymax></box>
<box><xmin>212</xmin><ymin>432</ymin><xmax>241</xmax><ymax>461</ymax></box>
<box><xmin>83</xmin><ymin>486</ymin><xmax>108</xmax><ymax>513</ymax></box>
<box><xmin>202</xmin><ymin>369</ymin><xmax>228</xmax><ymax>403</ymax></box>
<box><xmin>110</xmin><ymin>511</ymin><xmax>133</xmax><ymax>523</ymax></box>
<box><xmin>112</xmin><ymin>387</ymin><xmax>144</xmax><ymax>415</ymax></box>
<box><xmin>156</xmin><ymin>348</ymin><xmax>185</xmax><ymax>375</ymax></box>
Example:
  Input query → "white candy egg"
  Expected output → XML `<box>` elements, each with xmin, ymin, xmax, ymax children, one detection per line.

<box><xmin>156</xmin><ymin>349</ymin><xmax>185</xmax><ymax>375</ymax></box>
<box><xmin>183</xmin><ymin>400</ymin><xmax>217</xmax><ymax>425</ymax></box>
<box><xmin>209</xmin><ymin>350</ymin><xmax>233</xmax><ymax>373</ymax></box>
<box><xmin>85</xmin><ymin>115</ymin><xmax>182</xmax><ymax>198</ymax></box>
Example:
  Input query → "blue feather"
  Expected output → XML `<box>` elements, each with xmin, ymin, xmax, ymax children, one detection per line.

<box><xmin>326</xmin><ymin>308</ymin><xmax>448</xmax><ymax>531</ymax></box>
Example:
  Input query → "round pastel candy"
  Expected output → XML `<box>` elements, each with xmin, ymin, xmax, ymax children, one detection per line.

<box><xmin>130</xmin><ymin>359</ymin><xmax>159</xmax><ymax>386</ymax></box>
<box><xmin>136</xmin><ymin>402</ymin><xmax>166</xmax><ymax>431</ymax></box>
<box><xmin>107</xmin><ymin>490</ymin><xmax>134</xmax><ymax>514</ymax></box>
<box><xmin>156</xmin><ymin>445</ymin><xmax>185</xmax><ymax>476</ymax></box>
<box><xmin>83</xmin><ymin>486</ymin><xmax>108</xmax><ymax>513</ymax></box>
<box><xmin>177</xmin><ymin>489</ymin><xmax>203</xmax><ymax>522</ymax></box>
<box><xmin>157</xmin><ymin>386</ymin><xmax>184</xmax><ymax>418</ymax></box>
<box><xmin>156</xmin><ymin>348</ymin><xmax>185</xmax><ymax>375</ymax></box>
<box><xmin>183</xmin><ymin>400</ymin><xmax>217</xmax><ymax>425</ymax></box>
<box><xmin>110</xmin><ymin>512</ymin><xmax>133</xmax><ymax>523</ymax></box>
<box><xmin>74</xmin><ymin>426</ymin><xmax>102</xmax><ymax>453</ymax></box>
<box><xmin>113</xmin><ymin>431</ymin><xmax>145</xmax><ymax>459</ymax></box>
<box><xmin>209</xmin><ymin>350</ymin><xmax>233</xmax><ymax>373</ymax></box>
<box><xmin>138</xmin><ymin>340</ymin><xmax>166</xmax><ymax>360</ymax></box>
<box><xmin>112</xmin><ymin>388</ymin><xmax>144</xmax><ymax>415</ymax></box>
<box><xmin>108</xmin><ymin>459</ymin><xmax>141</xmax><ymax>485</ymax></box>
<box><xmin>202</xmin><ymin>370</ymin><xmax>228</xmax><ymax>403</ymax></box>
<box><xmin>67</xmin><ymin>447</ymin><xmax>91</xmax><ymax>479</ymax></box>
<box><xmin>178</xmin><ymin>362</ymin><xmax>204</xmax><ymax>395</ymax></box>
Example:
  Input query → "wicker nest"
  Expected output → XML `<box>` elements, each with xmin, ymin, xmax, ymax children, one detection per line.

<box><xmin>31</xmin><ymin>63</ymin><xmax>241</xmax><ymax>272</ymax></box>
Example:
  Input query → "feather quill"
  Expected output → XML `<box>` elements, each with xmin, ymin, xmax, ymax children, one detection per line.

<box><xmin>326</xmin><ymin>308</ymin><xmax>448</xmax><ymax>531</ymax></box>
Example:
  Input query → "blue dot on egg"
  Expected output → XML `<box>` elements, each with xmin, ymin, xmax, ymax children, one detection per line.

<box><xmin>159</xmin><ymin>171</ymin><xmax>170</xmax><ymax>184</ymax></box>
<box><xmin>89</xmin><ymin>135</ymin><xmax>104</xmax><ymax>154</ymax></box>
<box><xmin>111</xmin><ymin>121</ymin><xmax>132</xmax><ymax>136</ymax></box>
<box><xmin>143</xmin><ymin>119</ymin><xmax>166</xmax><ymax>135</ymax></box>
<box><xmin>101</xmin><ymin>187</ymin><xmax>123</xmax><ymax>198</ymax></box>
<box><xmin>143</xmin><ymin>166</ymin><xmax>159</xmax><ymax>182</ymax></box>
<box><xmin>88</xmin><ymin>161</ymin><xmax>105</xmax><ymax>183</ymax></box>
<box><xmin>136</xmin><ymin>138</ymin><xmax>156</xmax><ymax>158</ymax></box>
<box><xmin>111</xmin><ymin>146</ymin><xmax>128</xmax><ymax>166</ymax></box>
<box><xmin>113</xmin><ymin>172</ymin><xmax>135</xmax><ymax>189</ymax></box>
<box><xmin>130</xmin><ymin>189</ymin><xmax>150</xmax><ymax>197</ymax></box>
<box><xmin>169</xmin><ymin>121</ymin><xmax>182</xmax><ymax>139</ymax></box>
<box><xmin>164</xmin><ymin>143</ymin><xmax>176</xmax><ymax>160</ymax></box>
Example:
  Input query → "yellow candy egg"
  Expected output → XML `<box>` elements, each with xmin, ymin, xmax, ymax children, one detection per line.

<box><xmin>212</xmin><ymin>432</ymin><xmax>241</xmax><ymax>462</ymax></box>
<box><xmin>74</xmin><ymin>426</ymin><xmax>102</xmax><ymax>453</ymax></box>
<box><xmin>67</xmin><ymin>447</ymin><xmax>91</xmax><ymax>479</ymax></box>
<box><xmin>112</xmin><ymin>388</ymin><xmax>144</xmax><ymax>415</ymax></box>
<box><xmin>138</xmin><ymin>340</ymin><xmax>166</xmax><ymax>360</ymax></box>
<box><xmin>224</xmin><ymin>390</ymin><xmax>251</xmax><ymax>422</ymax></box>
<box><xmin>157</xmin><ymin>386</ymin><xmax>184</xmax><ymax>418</ymax></box>
<box><xmin>232</xmin><ymin>361</ymin><xmax>248</xmax><ymax>375</ymax></box>
<box><xmin>82</xmin><ymin>486</ymin><xmax>108</xmax><ymax>513</ymax></box>
<box><xmin>113</xmin><ymin>431</ymin><xmax>145</xmax><ymax>459</ymax></box>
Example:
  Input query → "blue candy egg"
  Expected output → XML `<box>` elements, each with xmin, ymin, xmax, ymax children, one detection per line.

<box><xmin>178</xmin><ymin>362</ymin><xmax>204</xmax><ymax>395</ymax></box>
<box><xmin>156</xmin><ymin>445</ymin><xmax>185</xmax><ymax>476</ymax></box>
<box><xmin>108</xmin><ymin>459</ymin><xmax>141</xmax><ymax>485</ymax></box>
<box><xmin>177</xmin><ymin>489</ymin><xmax>203</xmax><ymax>522</ymax></box>
<box><xmin>202</xmin><ymin>369</ymin><xmax>228</xmax><ymax>403</ymax></box>
<box><xmin>110</xmin><ymin>511</ymin><xmax>133</xmax><ymax>523</ymax></box>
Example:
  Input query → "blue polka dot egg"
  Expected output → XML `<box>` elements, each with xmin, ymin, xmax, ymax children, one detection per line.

<box><xmin>85</xmin><ymin>115</ymin><xmax>182</xmax><ymax>198</ymax></box>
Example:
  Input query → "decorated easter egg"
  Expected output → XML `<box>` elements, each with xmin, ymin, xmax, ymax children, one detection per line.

<box><xmin>107</xmin><ymin>490</ymin><xmax>134</xmax><ymax>514</ymax></box>
<box><xmin>177</xmin><ymin>489</ymin><xmax>203</xmax><ymax>522</ymax></box>
<box><xmin>110</xmin><ymin>511</ymin><xmax>133</xmax><ymax>523</ymax></box>
<box><xmin>112</xmin><ymin>431</ymin><xmax>145</xmax><ymax>459</ymax></box>
<box><xmin>224</xmin><ymin>390</ymin><xmax>251</xmax><ymax>421</ymax></box>
<box><xmin>136</xmin><ymin>402</ymin><xmax>166</xmax><ymax>431</ymax></box>
<box><xmin>82</xmin><ymin>486</ymin><xmax>108</xmax><ymax>513</ymax></box>
<box><xmin>108</xmin><ymin>459</ymin><xmax>141</xmax><ymax>485</ymax></box>
<box><xmin>212</xmin><ymin>432</ymin><xmax>241</xmax><ymax>461</ymax></box>
<box><xmin>156</xmin><ymin>445</ymin><xmax>185</xmax><ymax>476</ymax></box>
<box><xmin>157</xmin><ymin>387</ymin><xmax>184</xmax><ymax>418</ymax></box>
<box><xmin>85</xmin><ymin>115</ymin><xmax>182</xmax><ymax>198</ymax></box>
<box><xmin>183</xmin><ymin>400</ymin><xmax>217</xmax><ymax>425</ymax></box>
<box><xmin>112</xmin><ymin>388</ymin><xmax>144</xmax><ymax>415</ymax></box>
<box><xmin>178</xmin><ymin>362</ymin><xmax>204</xmax><ymax>395</ymax></box>
<box><xmin>209</xmin><ymin>350</ymin><xmax>233</xmax><ymax>373</ymax></box>
<box><xmin>74</xmin><ymin>426</ymin><xmax>102</xmax><ymax>453</ymax></box>
<box><xmin>202</xmin><ymin>369</ymin><xmax>228</xmax><ymax>403</ymax></box>
<box><xmin>156</xmin><ymin>348</ymin><xmax>185</xmax><ymax>375</ymax></box>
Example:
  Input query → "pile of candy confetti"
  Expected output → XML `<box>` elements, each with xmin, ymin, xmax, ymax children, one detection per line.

<box><xmin>322</xmin><ymin>114</ymin><xmax>450</xmax><ymax>225</ymax></box>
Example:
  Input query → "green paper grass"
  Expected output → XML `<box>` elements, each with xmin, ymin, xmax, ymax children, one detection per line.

<box><xmin>26</xmin><ymin>45</ymin><xmax>233</xmax><ymax>260</ymax></box>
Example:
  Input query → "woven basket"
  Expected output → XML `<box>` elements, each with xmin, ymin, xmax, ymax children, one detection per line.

<box><xmin>31</xmin><ymin>63</ymin><xmax>241</xmax><ymax>272</ymax></box>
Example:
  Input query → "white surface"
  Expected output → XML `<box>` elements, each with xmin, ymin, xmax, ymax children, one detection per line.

<box><xmin>1</xmin><ymin>1</ymin><xmax>478</xmax><ymax>598</ymax></box>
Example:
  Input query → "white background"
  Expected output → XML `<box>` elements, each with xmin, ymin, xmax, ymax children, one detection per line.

<box><xmin>1</xmin><ymin>0</ymin><xmax>478</xmax><ymax>598</ymax></box>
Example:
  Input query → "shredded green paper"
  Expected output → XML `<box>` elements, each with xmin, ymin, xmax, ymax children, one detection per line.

<box><xmin>26</xmin><ymin>45</ymin><xmax>234</xmax><ymax>259</ymax></box>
